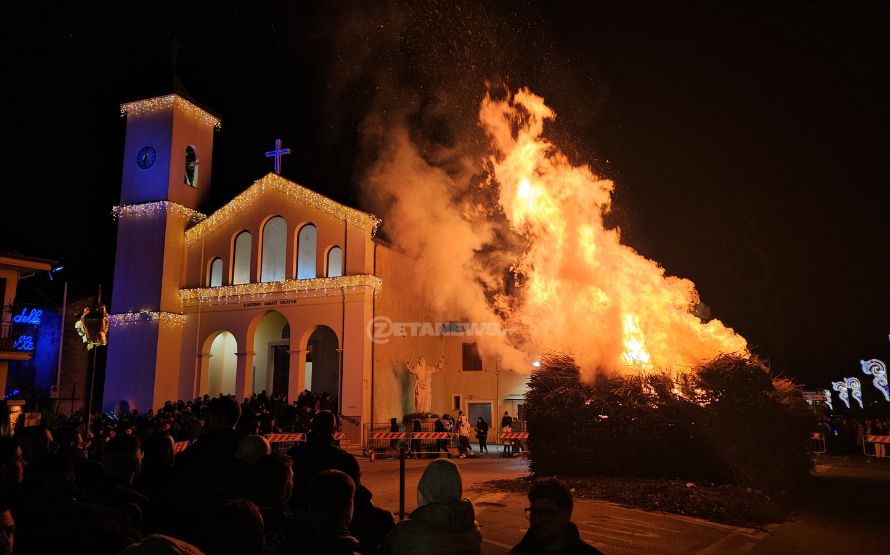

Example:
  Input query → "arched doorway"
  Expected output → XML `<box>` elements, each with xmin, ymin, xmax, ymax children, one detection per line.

<box><xmin>305</xmin><ymin>325</ymin><xmax>339</xmax><ymax>399</ymax></box>
<box><xmin>252</xmin><ymin>311</ymin><xmax>290</xmax><ymax>396</ymax></box>
<box><xmin>208</xmin><ymin>331</ymin><xmax>237</xmax><ymax>396</ymax></box>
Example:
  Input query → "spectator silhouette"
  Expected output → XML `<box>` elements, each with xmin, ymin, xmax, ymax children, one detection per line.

<box><xmin>328</xmin><ymin>451</ymin><xmax>395</xmax><ymax>554</ymax></box>
<box><xmin>511</xmin><ymin>478</ymin><xmax>604</xmax><ymax>554</ymax></box>
<box><xmin>286</xmin><ymin>410</ymin><xmax>354</xmax><ymax>509</ymax></box>
<box><xmin>283</xmin><ymin>469</ymin><xmax>360</xmax><ymax>555</ymax></box>
<box><xmin>119</xmin><ymin>534</ymin><xmax>204</xmax><ymax>555</ymax></box>
<box><xmin>249</xmin><ymin>453</ymin><xmax>294</xmax><ymax>551</ymax></box>
<box><xmin>383</xmin><ymin>459</ymin><xmax>481</xmax><ymax>555</ymax></box>
<box><xmin>195</xmin><ymin>499</ymin><xmax>265</xmax><ymax>555</ymax></box>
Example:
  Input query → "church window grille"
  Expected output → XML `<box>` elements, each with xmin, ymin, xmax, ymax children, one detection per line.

<box><xmin>327</xmin><ymin>246</ymin><xmax>343</xmax><ymax>278</ymax></box>
<box><xmin>184</xmin><ymin>146</ymin><xmax>199</xmax><ymax>187</ymax></box>
<box><xmin>233</xmin><ymin>231</ymin><xmax>252</xmax><ymax>285</ymax></box>
<box><xmin>208</xmin><ymin>257</ymin><xmax>223</xmax><ymax>287</ymax></box>
<box><xmin>296</xmin><ymin>224</ymin><xmax>317</xmax><ymax>279</ymax></box>
<box><xmin>261</xmin><ymin>216</ymin><xmax>287</xmax><ymax>282</ymax></box>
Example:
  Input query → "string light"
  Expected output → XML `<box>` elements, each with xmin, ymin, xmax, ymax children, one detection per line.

<box><xmin>823</xmin><ymin>389</ymin><xmax>833</xmax><ymax>411</ymax></box>
<box><xmin>179</xmin><ymin>275</ymin><xmax>383</xmax><ymax>306</ymax></box>
<box><xmin>109</xmin><ymin>310</ymin><xmax>187</xmax><ymax>328</ymax></box>
<box><xmin>112</xmin><ymin>201</ymin><xmax>207</xmax><ymax>224</ymax></box>
<box><xmin>832</xmin><ymin>380</ymin><xmax>850</xmax><ymax>409</ymax></box>
<box><xmin>861</xmin><ymin>359</ymin><xmax>889</xmax><ymax>402</ymax></box>
<box><xmin>184</xmin><ymin>173</ymin><xmax>381</xmax><ymax>246</ymax></box>
<box><xmin>845</xmin><ymin>377</ymin><xmax>864</xmax><ymax>409</ymax></box>
<box><xmin>121</xmin><ymin>94</ymin><xmax>221</xmax><ymax>129</ymax></box>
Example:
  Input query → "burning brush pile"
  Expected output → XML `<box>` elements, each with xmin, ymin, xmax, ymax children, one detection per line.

<box><xmin>524</xmin><ymin>353</ymin><xmax>814</xmax><ymax>493</ymax></box>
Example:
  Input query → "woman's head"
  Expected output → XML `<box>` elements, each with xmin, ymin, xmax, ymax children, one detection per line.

<box><xmin>417</xmin><ymin>459</ymin><xmax>462</xmax><ymax>507</ymax></box>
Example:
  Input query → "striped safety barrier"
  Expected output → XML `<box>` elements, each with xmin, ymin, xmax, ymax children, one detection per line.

<box><xmin>864</xmin><ymin>435</ymin><xmax>890</xmax><ymax>458</ymax></box>
<box><xmin>500</xmin><ymin>432</ymin><xmax>529</xmax><ymax>439</ymax></box>
<box><xmin>371</xmin><ymin>432</ymin><xmax>408</xmax><ymax>439</ymax></box>
<box><xmin>265</xmin><ymin>433</ymin><xmax>307</xmax><ymax>443</ymax></box>
<box><xmin>411</xmin><ymin>432</ymin><xmax>450</xmax><ymax>439</ymax></box>
<box><xmin>334</xmin><ymin>432</ymin><xmax>345</xmax><ymax>441</ymax></box>
<box><xmin>173</xmin><ymin>441</ymin><xmax>191</xmax><ymax>454</ymax></box>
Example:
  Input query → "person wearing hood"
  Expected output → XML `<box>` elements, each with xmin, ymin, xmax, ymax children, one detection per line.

<box><xmin>382</xmin><ymin>459</ymin><xmax>481</xmax><ymax>555</ymax></box>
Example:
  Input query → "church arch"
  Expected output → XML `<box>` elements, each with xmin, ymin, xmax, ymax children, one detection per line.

<box><xmin>260</xmin><ymin>216</ymin><xmax>287</xmax><ymax>283</ymax></box>
<box><xmin>232</xmin><ymin>230</ymin><xmax>252</xmax><ymax>285</ymax></box>
<box><xmin>296</xmin><ymin>223</ymin><xmax>317</xmax><ymax>279</ymax></box>
<box><xmin>205</xmin><ymin>330</ymin><xmax>237</xmax><ymax>397</ymax></box>
<box><xmin>208</xmin><ymin>257</ymin><xmax>223</xmax><ymax>287</ymax></box>
<box><xmin>300</xmin><ymin>325</ymin><xmax>340</xmax><ymax>400</ymax></box>
<box><xmin>326</xmin><ymin>246</ymin><xmax>343</xmax><ymax>277</ymax></box>
<box><xmin>184</xmin><ymin>145</ymin><xmax>199</xmax><ymax>187</ymax></box>
<box><xmin>249</xmin><ymin>310</ymin><xmax>290</xmax><ymax>396</ymax></box>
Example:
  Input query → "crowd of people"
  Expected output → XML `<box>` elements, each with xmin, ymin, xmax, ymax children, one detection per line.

<box><xmin>0</xmin><ymin>394</ymin><xmax>601</xmax><ymax>555</ymax></box>
<box><xmin>815</xmin><ymin>415</ymin><xmax>890</xmax><ymax>454</ymax></box>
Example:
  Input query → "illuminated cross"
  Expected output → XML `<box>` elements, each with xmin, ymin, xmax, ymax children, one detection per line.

<box><xmin>265</xmin><ymin>139</ymin><xmax>291</xmax><ymax>175</ymax></box>
<box><xmin>167</xmin><ymin>37</ymin><xmax>183</xmax><ymax>72</ymax></box>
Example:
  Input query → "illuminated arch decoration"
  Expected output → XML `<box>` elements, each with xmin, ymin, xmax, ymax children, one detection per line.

<box><xmin>845</xmin><ymin>377</ymin><xmax>863</xmax><ymax>409</ymax></box>
<box><xmin>861</xmin><ymin>359</ymin><xmax>889</xmax><ymax>402</ymax></box>
<box><xmin>832</xmin><ymin>380</ymin><xmax>850</xmax><ymax>409</ymax></box>
<box><xmin>823</xmin><ymin>389</ymin><xmax>833</xmax><ymax>411</ymax></box>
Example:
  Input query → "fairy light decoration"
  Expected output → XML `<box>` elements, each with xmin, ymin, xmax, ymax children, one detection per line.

<box><xmin>832</xmin><ymin>380</ymin><xmax>850</xmax><ymax>409</ymax></box>
<box><xmin>861</xmin><ymin>359</ymin><xmax>889</xmax><ymax>402</ymax></box>
<box><xmin>823</xmin><ymin>389</ymin><xmax>833</xmax><ymax>411</ymax></box>
<box><xmin>845</xmin><ymin>377</ymin><xmax>863</xmax><ymax>409</ymax></box>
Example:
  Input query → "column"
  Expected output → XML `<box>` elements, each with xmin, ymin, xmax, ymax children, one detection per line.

<box><xmin>234</xmin><ymin>351</ymin><xmax>255</xmax><ymax>401</ymax></box>
<box><xmin>195</xmin><ymin>352</ymin><xmax>212</xmax><ymax>398</ymax></box>
<box><xmin>288</xmin><ymin>348</ymin><xmax>303</xmax><ymax>403</ymax></box>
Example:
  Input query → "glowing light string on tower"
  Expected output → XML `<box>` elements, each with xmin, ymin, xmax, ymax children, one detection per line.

<box><xmin>861</xmin><ymin>359</ymin><xmax>889</xmax><ymax>402</ymax></box>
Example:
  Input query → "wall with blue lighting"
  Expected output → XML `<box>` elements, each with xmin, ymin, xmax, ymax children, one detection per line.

<box><xmin>6</xmin><ymin>306</ymin><xmax>61</xmax><ymax>399</ymax></box>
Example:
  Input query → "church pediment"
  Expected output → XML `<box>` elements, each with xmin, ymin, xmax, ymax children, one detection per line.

<box><xmin>184</xmin><ymin>173</ymin><xmax>380</xmax><ymax>246</ymax></box>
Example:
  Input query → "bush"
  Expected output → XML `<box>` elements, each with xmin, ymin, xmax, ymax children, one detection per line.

<box><xmin>526</xmin><ymin>353</ymin><xmax>814</xmax><ymax>493</ymax></box>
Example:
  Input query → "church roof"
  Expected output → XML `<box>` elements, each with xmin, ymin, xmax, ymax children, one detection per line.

<box><xmin>184</xmin><ymin>173</ymin><xmax>381</xmax><ymax>246</ymax></box>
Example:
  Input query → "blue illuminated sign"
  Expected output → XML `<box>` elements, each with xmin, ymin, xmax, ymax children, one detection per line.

<box><xmin>12</xmin><ymin>308</ymin><xmax>42</xmax><ymax>325</ymax></box>
<box><xmin>12</xmin><ymin>335</ymin><xmax>34</xmax><ymax>352</ymax></box>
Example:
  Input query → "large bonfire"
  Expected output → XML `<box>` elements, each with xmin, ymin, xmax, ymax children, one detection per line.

<box><xmin>479</xmin><ymin>88</ymin><xmax>747</xmax><ymax>376</ymax></box>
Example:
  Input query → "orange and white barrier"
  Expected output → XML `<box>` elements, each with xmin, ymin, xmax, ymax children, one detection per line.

<box><xmin>411</xmin><ymin>432</ymin><xmax>450</xmax><ymax>439</ymax></box>
<box><xmin>370</xmin><ymin>432</ymin><xmax>408</xmax><ymax>440</ymax></box>
<box><xmin>173</xmin><ymin>441</ymin><xmax>191</xmax><ymax>454</ymax></box>
<box><xmin>500</xmin><ymin>432</ymin><xmax>529</xmax><ymax>439</ymax></box>
<box><xmin>864</xmin><ymin>435</ymin><xmax>890</xmax><ymax>458</ymax></box>
<box><xmin>265</xmin><ymin>433</ymin><xmax>307</xmax><ymax>443</ymax></box>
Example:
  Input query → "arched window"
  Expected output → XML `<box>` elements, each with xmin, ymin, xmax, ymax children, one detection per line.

<box><xmin>184</xmin><ymin>146</ymin><xmax>199</xmax><ymax>187</ymax></box>
<box><xmin>327</xmin><ymin>246</ymin><xmax>343</xmax><ymax>278</ymax></box>
<box><xmin>208</xmin><ymin>257</ymin><xmax>223</xmax><ymax>287</ymax></box>
<box><xmin>296</xmin><ymin>224</ymin><xmax>317</xmax><ymax>279</ymax></box>
<box><xmin>233</xmin><ymin>231</ymin><xmax>252</xmax><ymax>285</ymax></box>
<box><xmin>261</xmin><ymin>216</ymin><xmax>287</xmax><ymax>282</ymax></box>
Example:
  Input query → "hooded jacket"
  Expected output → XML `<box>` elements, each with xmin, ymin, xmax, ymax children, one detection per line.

<box><xmin>383</xmin><ymin>499</ymin><xmax>481</xmax><ymax>555</ymax></box>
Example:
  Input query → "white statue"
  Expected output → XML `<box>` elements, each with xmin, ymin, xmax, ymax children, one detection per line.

<box><xmin>406</xmin><ymin>356</ymin><xmax>444</xmax><ymax>413</ymax></box>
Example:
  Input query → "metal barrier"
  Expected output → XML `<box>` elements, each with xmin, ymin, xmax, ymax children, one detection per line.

<box><xmin>266</xmin><ymin>432</ymin><xmax>307</xmax><ymax>453</ymax></box>
<box><xmin>863</xmin><ymin>435</ymin><xmax>890</xmax><ymax>458</ymax></box>
<box><xmin>173</xmin><ymin>441</ymin><xmax>191</xmax><ymax>454</ymax></box>
<box><xmin>809</xmin><ymin>432</ymin><xmax>826</xmax><ymax>454</ymax></box>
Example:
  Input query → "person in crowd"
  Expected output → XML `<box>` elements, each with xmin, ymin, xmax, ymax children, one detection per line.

<box><xmin>249</xmin><ymin>453</ymin><xmax>294</xmax><ymax>551</ymax></box>
<box><xmin>87</xmin><ymin>434</ymin><xmax>150</xmax><ymax>533</ymax></box>
<box><xmin>286</xmin><ymin>410</ymin><xmax>354</xmax><ymax>509</ymax></box>
<box><xmin>511</xmin><ymin>478</ymin><xmax>603</xmax><ymax>555</ymax></box>
<box><xmin>409</xmin><ymin>419</ymin><xmax>422</xmax><ymax>459</ymax></box>
<box><xmin>14</xmin><ymin>426</ymin><xmax>56</xmax><ymax>463</ymax></box>
<box><xmin>0</xmin><ymin>438</ymin><xmax>23</xmax><ymax>500</ymax></box>
<box><xmin>0</xmin><ymin>501</ymin><xmax>14</xmax><ymax>555</ymax></box>
<box><xmin>327</xmin><ymin>452</ymin><xmax>395</xmax><ymax>554</ymax></box>
<box><xmin>283</xmin><ymin>469</ymin><xmax>360</xmax><ymax>555</ymax></box>
<box><xmin>474</xmin><ymin>417</ymin><xmax>489</xmax><ymax>454</ymax></box>
<box><xmin>511</xmin><ymin>417</ymin><xmax>524</xmax><ymax>454</ymax></box>
<box><xmin>235</xmin><ymin>435</ymin><xmax>272</xmax><ymax>466</ymax></box>
<box><xmin>434</xmin><ymin>417</ymin><xmax>450</xmax><ymax>458</ymax></box>
<box><xmin>195</xmin><ymin>499</ymin><xmax>266</xmax><ymax>555</ymax></box>
<box><xmin>52</xmin><ymin>426</ymin><xmax>86</xmax><ymax>467</ymax></box>
<box><xmin>457</xmin><ymin>419</ymin><xmax>472</xmax><ymax>459</ymax></box>
<box><xmin>501</xmin><ymin>415</ymin><xmax>513</xmax><ymax>458</ymax></box>
<box><xmin>119</xmin><ymin>534</ymin><xmax>204</xmax><ymax>555</ymax></box>
<box><xmin>135</xmin><ymin>431</ymin><xmax>176</xmax><ymax>534</ymax></box>
<box><xmin>383</xmin><ymin>459</ymin><xmax>481</xmax><ymax>554</ymax></box>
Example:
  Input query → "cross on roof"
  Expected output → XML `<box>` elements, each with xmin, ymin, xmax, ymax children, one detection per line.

<box><xmin>166</xmin><ymin>37</ymin><xmax>183</xmax><ymax>72</ymax></box>
<box><xmin>265</xmin><ymin>139</ymin><xmax>292</xmax><ymax>175</ymax></box>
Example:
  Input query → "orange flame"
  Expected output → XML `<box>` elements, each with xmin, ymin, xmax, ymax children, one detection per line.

<box><xmin>480</xmin><ymin>88</ymin><xmax>747</xmax><ymax>376</ymax></box>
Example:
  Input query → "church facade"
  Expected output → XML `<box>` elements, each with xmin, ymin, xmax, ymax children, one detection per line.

<box><xmin>104</xmin><ymin>93</ymin><xmax>528</xmax><ymax>438</ymax></box>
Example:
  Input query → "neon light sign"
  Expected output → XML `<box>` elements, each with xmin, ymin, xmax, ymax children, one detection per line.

<box><xmin>12</xmin><ymin>308</ymin><xmax>42</xmax><ymax>325</ymax></box>
<box><xmin>12</xmin><ymin>335</ymin><xmax>34</xmax><ymax>352</ymax></box>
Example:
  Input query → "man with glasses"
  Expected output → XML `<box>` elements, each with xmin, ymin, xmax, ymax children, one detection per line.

<box><xmin>512</xmin><ymin>478</ymin><xmax>603</xmax><ymax>554</ymax></box>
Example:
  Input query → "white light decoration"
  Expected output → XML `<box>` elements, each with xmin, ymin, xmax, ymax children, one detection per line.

<box><xmin>179</xmin><ymin>274</ymin><xmax>383</xmax><ymax>307</ymax></box>
<box><xmin>112</xmin><ymin>201</ymin><xmax>207</xmax><ymax>225</ymax></box>
<box><xmin>121</xmin><ymin>94</ymin><xmax>221</xmax><ymax>129</ymax></box>
<box><xmin>823</xmin><ymin>389</ymin><xmax>833</xmax><ymax>411</ymax></box>
<box><xmin>109</xmin><ymin>310</ymin><xmax>187</xmax><ymax>328</ymax></box>
<box><xmin>832</xmin><ymin>380</ymin><xmax>850</xmax><ymax>409</ymax></box>
<box><xmin>845</xmin><ymin>377</ymin><xmax>864</xmax><ymax>409</ymax></box>
<box><xmin>861</xmin><ymin>359</ymin><xmax>889</xmax><ymax>402</ymax></box>
<box><xmin>184</xmin><ymin>173</ymin><xmax>381</xmax><ymax>246</ymax></box>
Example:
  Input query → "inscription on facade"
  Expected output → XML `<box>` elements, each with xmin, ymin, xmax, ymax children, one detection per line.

<box><xmin>243</xmin><ymin>302</ymin><xmax>261</xmax><ymax>308</ymax></box>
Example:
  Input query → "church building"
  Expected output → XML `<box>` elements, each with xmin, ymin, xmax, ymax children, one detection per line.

<box><xmin>104</xmin><ymin>92</ymin><xmax>528</xmax><ymax>440</ymax></box>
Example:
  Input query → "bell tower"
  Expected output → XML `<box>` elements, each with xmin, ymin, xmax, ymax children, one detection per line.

<box><xmin>104</xmin><ymin>93</ymin><xmax>220</xmax><ymax>412</ymax></box>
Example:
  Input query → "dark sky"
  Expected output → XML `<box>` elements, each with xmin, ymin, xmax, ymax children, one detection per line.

<box><xmin>5</xmin><ymin>1</ymin><xmax>888</xmax><ymax>389</ymax></box>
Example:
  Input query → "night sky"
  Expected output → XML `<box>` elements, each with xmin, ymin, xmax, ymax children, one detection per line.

<box><xmin>5</xmin><ymin>2</ymin><xmax>888</xmax><ymax>389</ymax></box>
